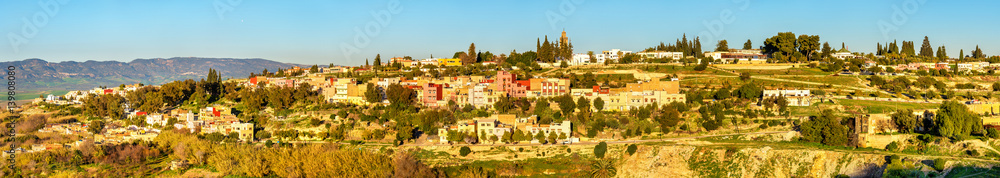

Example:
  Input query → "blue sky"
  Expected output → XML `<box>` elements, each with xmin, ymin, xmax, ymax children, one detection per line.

<box><xmin>1</xmin><ymin>0</ymin><xmax>998</xmax><ymax>65</ymax></box>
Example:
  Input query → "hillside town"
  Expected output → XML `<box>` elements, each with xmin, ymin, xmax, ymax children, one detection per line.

<box><xmin>5</xmin><ymin>1</ymin><xmax>1000</xmax><ymax>176</ymax></box>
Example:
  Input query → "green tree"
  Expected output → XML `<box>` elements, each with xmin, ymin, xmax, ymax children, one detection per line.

<box><xmin>462</xmin><ymin>43</ymin><xmax>477</xmax><ymax>65</ymax></box>
<box><xmin>364</xmin><ymin>83</ymin><xmax>383</xmax><ymax>103</ymax></box>
<box><xmin>919</xmin><ymin>36</ymin><xmax>934</xmax><ymax>57</ymax></box>
<box><xmin>88</xmin><ymin>120</ymin><xmax>105</xmax><ymax>134</ymax></box>
<box><xmin>937</xmin><ymin>45</ymin><xmax>948</xmax><ymax>60</ymax></box>
<box><xmin>743</xmin><ymin>39</ymin><xmax>752</xmax><ymax>50</ymax></box>
<box><xmin>821</xmin><ymin>42</ymin><xmax>832</xmax><ymax>58</ymax></box>
<box><xmin>973</xmin><ymin>45</ymin><xmax>985</xmax><ymax>59</ymax></box>
<box><xmin>739</xmin><ymin>72</ymin><xmax>751</xmax><ymax>81</ymax></box>
<box><xmin>763</xmin><ymin>32</ymin><xmax>798</xmax><ymax>62</ymax></box>
<box><xmin>577</xmin><ymin>96</ymin><xmax>591</xmax><ymax>113</ymax></box>
<box><xmin>714</xmin><ymin>87</ymin><xmax>731</xmax><ymax>100</ymax></box>
<box><xmin>459</xmin><ymin>146</ymin><xmax>472</xmax><ymax>156</ymax></box>
<box><xmin>891</xmin><ymin>109</ymin><xmax>917</xmax><ymax>133</ymax></box>
<box><xmin>373</xmin><ymin>54</ymin><xmax>382</xmax><ymax>76</ymax></box>
<box><xmin>656</xmin><ymin>108</ymin><xmax>681</xmax><ymax>131</ymax></box>
<box><xmin>800</xmin><ymin>109</ymin><xmax>850</xmax><ymax>146</ymax></box>
<box><xmin>493</xmin><ymin>96</ymin><xmax>514</xmax><ymax>113</ymax></box>
<box><xmin>535</xmin><ymin>132</ymin><xmax>547</xmax><ymax>144</ymax></box>
<box><xmin>557</xmin><ymin>95</ymin><xmax>577</xmax><ymax>116</ymax></box>
<box><xmin>594</xmin><ymin>142</ymin><xmax>608</xmax><ymax>158</ymax></box>
<box><xmin>960</xmin><ymin>49</ymin><xmax>964</xmax><ymax>60</ymax></box>
<box><xmin>590</xmin><ymin>159</ymin><xmax>617</xmax><ymax>178</ymax></box>
<box><xmin>593</xmin><ymin>97</ymin><xmax>605</xmax><ymax>111</ymax></box>
<box><xmin>715</xmin><ymin>40</ymin><xmax>729</xmax><ymax>52</ymax></box>
<box><xmin>626</xmin><ymin>144</ymin><xmax>638</xmax><ymax>156</ymax></box>
<box><xmin>797</xmin><ymin>34</ymin><xmax>821</xmax><ymax>61</ymax></box>
<box><xmin>735</xmin><ymin>82</ymin><xmax>763</xmax><ymax>100</ymax></box>
<box><xmin>987</xmin><ymin>128</ymin><xmax>1000</xmax><ymax>139</ymax></box>
<box><xmin>386</xmin><ymin>84</ymin><xmax>416</xmax><ymax>110</ymax></box>
<box><xmin>588</xmin><ymin>51</ymin><xmax>596</xmax><ymax>63</ymax></box>
<box><xmin>934</xmin><ymin>101</ymin><xmax>983</xmax><ymax>139</ymax></box>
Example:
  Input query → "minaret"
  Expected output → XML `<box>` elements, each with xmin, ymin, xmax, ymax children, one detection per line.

<box><xmin>560</xmin><ymin>29</ymin><xmax>568</xmax><ymax>45</ymax></box>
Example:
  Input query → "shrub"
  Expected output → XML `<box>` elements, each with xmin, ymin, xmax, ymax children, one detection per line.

<box><xmin>566</xmin><ymin>148</ymin><xmax>572</xmax><ymax>153</ymax></box>
<box><xmin>460</xmin><ymin>146</ymin><xmax>472</xmax><ymax>157</ymax></box>
<box><xmin>594</xmin><ymin>142</ymin><xmax>608</xmax><ymax>158</ymax></box>
<box><xmin>626</xmin><ymin>144</ymin><xmax>638</xmax><ymax>156</ymax></box>
<box><xmin>967</xmin><ymin>149</ymin><xmax>980</xmax><ymax>157</ymax></box>
<box><xmin>885</xmin><ymin>141</ymin><xmax>900</xmax><ymax>151</ymax></box>
<box><xmin>933</xmin><ymin>158</ymin><xmax>947</xmax><ymax>171</ymax></box>
<box><xmin>987</xmin><ymin>128</ymin><xmax>1000</xmax><ymax>139</ymax></box>
<box><xmin>758</xmin><ymin>123</ymin><xmax>769</xmax><ymax>129</ymax></box>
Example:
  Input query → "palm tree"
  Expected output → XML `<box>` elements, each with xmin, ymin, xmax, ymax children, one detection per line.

<box><xmin>590</xmin><ymin>158</ymin><xmax>617</xmax><ymax>178</ymax></box>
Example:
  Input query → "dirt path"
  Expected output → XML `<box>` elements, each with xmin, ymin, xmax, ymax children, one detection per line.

<box><xmin>400</xmin><ymin>131</ymin><xmax>789</xmax><ymax>147</ymax></box>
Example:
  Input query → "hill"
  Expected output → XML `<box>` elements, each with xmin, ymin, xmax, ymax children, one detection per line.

<box><xmin>3</xmin><ymin>57</ymin><xmax>305</xmax><ymax>93</ymax></box>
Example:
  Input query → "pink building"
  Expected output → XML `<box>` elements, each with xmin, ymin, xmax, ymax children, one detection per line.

<box><xmin>422</xmin><ymin>83</ymin><xmax>444</xmax><ymax>107</ymax></box>
<box><xmin>494</xmin><ymin>71</ymin><xmax>528</xmax><ymax>97</ymax></box>
<box><xmin>273</xmin><ymin>79</ymin><xmax>296</xmax><ymax>88</ymax></box>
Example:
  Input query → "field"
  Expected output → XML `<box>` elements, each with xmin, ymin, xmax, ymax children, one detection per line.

<box><xmin>730</xmin><ymin>67</ymin><xmax>833</xmax><ymax>75</ymax></box>
<box><xmin>771</xmin><ymin>76</ymin><xmax>867</xmax><ymax>88</ymax></box>
<box><xmin>833</xmin><ymin>99</ymin><xmax>940</xmax><ymax>114</ymax></box>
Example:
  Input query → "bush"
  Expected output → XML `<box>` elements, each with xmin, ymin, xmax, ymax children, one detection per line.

<box><xmin>933</xmin><ymin>158</ymin><xmax>947</xmax><ymax>171</ymax></box>
<box><xmin>885</xmin><ymin>141</ymin><xmax>900</xmax><ymax>151</ymax></box>
<box><xmin>566</xmin><ymin>148</ymin><xmax>572</xmax><ymax>153</ymax></box>
<box><xmin>594</xmin><ymin>142</ymin><xmax>608</xmax><ymax>158</ymax></box>
<box><xmin>967</xmin><ymin>149</ymin><xmax>980</xmax><ymax>157</ymax></box>
<box><xmin>987</xmin><ymin>128</ymin><xmax>1000</xmax><ymax>139</ymax></box>
<box><xmin>758</xmin><ymin>123</ymin><xmax>769</xmax><ymax>129</ymax></box>
<box><xmin>626</xmin><ymin>144</ymin><xmax>638</xmax><ymax>156</ymax></box>
<box><xmin>460</xmin><ymin>146</ymin><xmax>472</xmax><ymax>156</ymax></box>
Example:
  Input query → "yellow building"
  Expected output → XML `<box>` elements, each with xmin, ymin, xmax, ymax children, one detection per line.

<box><xmin>967</xmin><ymin>102</ymin><xmax>1000</xmax><ymax>115</ymax></box>
<box><xmin>437</xmin><ymin>58</ymin><xmax>462</xmax><ymax>66</ymax></box>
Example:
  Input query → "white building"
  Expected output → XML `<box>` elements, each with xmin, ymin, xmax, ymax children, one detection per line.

<box><xmin>636</xmin><ymin>51</ymin><xmax>684</xmax><ymax>60</ymax></box>
<box><xmin>145</xmin><ymin>114</ymin><xmax>167</xmax><ymax>126</ymax></box>
<box><xmin>45</xmin><ymin>94</ymin><xmax>60</xmax><ymax>101</ymax></box>
<box><xmin>831</xmin><ymin>52</ymin><xmax>856</xmax><ymax>59</ymax></box>
<box><xmin>599</xmin><ymin>49</ymin><xmax>633</xmax><ymax>63</ymax></box>
<box><xmin>570</xmin><ymin>53</ymin><xmax>593</xmax><ymax>65</ymax></box>
<box><xmin>762</xmin><ymin>90</ymin><xmax>812</xmax><ymax>106</ymax></box>
<box><xmin>467</xmin><ymin>83</ymin><xmax>495</xmax><ymax>108</ymax></box>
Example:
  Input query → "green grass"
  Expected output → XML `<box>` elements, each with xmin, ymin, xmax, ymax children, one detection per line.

<box><xmin>731</xmin><ymin>67</ymin><xmax>833</xmax><ymax>75</ymax></box>
<box><xmin>14</xmin><ymin>90</ymin><xmax>69</xmax><ymax>101</ymax></box>
<box><xmin>772</xmin><ymin>76</ymin><xmax>866</xmax><ymax>88</ymax></box>
<box><xmin>647</xmin><ymin>65</ymin><xmax>735</xmax><ymax>75</ymax></box>
<box><xmin>833</xmin><ymin>99</ymin><xmax>939</xmax><ymax>114</ymax></box>
<box><xmin>944</xmin><ymin>166</ymin><xmax>1000</xmax><ymax>178</ymax></box>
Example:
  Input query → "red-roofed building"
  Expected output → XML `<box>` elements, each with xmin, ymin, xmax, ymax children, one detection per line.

<box><xmin>103</xmin><ymin>89</ymin><xmax>114</xmax><ymax>95</ymax></box>
<box><xmin>249</xmin><ymin>76</ymin><xmax>268</xmax><ymax>86</ymax></box>
<box><xmin>593</xmin><ymin>85</ymin><xmax>609</xmax><ymax>94</ymax></box>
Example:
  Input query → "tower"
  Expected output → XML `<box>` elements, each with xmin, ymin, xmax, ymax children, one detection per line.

<box><xmin>560</xmin><ymin>30</ymin><xmax>569</xmax><ymax>45</ymax></box>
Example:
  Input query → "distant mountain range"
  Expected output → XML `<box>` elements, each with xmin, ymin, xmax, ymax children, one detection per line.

<box><xmin>3</xmin><ymin>57</ymin><xmax>305</xmax><ymax>92</ymax></box>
